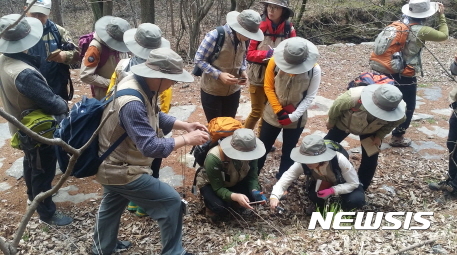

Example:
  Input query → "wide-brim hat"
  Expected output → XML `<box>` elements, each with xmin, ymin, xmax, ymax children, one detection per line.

<box><xmin>124</xmin><ymin>23</ymin><xmax>170</xmax><ymax>60</ymax></box>
<box><xmin>95</xmin><ymin>16</ymin><xmax>130</xmax><ymax>52</ymax></box>
<box><xmin>130</xmin><ymin>48</ymin><xmax>193</xmax><ymax>82</ymax></box>
<box><xmin>220</xmin><ymin>128</ymin><xmax>266</xmax><ymax>160</ymax></box>
<box><xmin>361</xmin><ymin>84</ymin><xmax>406</xmax><ymax>122</ymax></box>
<box><xmin>26</xmin><ymin>0</ymin><xmax>52</xmax><ymax>15</ymax></box>
<box><xmin>0</xmin><ymin>14</ymin><xmax>43</xmax><ymax>54</ymax></box>
<box><xmin>273</xmin><ymin>37</ymin><xmax>319</xmax><ymax>74</ymax></box>
<box><xmin>226</xmin><ymin>10</ymin><xmax>264</xmax><ymax>42</ymax></box>
<box><xmin>290</xmin><ymin>135</ymin><xmax>336</xmax><ymax>164</ymax></box>
<box><xmin>260</xmin><ymin>0</ymin><xmax>294</xmax><ymax>17</ymax></box>
<box><xmin>402</xmin><ymin>0</ymin><xmax>438</xmax><ymax>19</ymax></box>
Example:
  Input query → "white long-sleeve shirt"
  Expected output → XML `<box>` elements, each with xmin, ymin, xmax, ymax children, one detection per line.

<box><xmin>270</xmin><ymin>152</ymin><xmax>360</xmax><ymax>199</ymax></box>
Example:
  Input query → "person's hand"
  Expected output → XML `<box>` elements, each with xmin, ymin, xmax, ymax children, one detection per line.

<box><xmin>219</xmin><ymin>72</ymin><xmax>238</xmax><ymax>85</ymax></box>
<box><xmin>269</xmin><ymin>197</ymin><xmax>279</xmax><ymax>210</ymax></box>
<box><xmin>317</xmin><ymin>188</ymin><xmax>335</xmax><ymax>199</ymax></box>
<box><xmin>238</xmin><ymin>71</ymin><xmax>248</xmax><ymax>85</ymax></box>
<box><xmin>252</xmin><ymin>190</ymin><xmax>267</xmax><ymax>204</ymax></box>
<box><xmin>278</xmin><ymin>114</ymin><xmax>292</xmax><ymax>126</ymax></box>
<box><xmin>372</xmin><ymin>136</ymin><xmax>382</xmax><ymax>148</ymax></box>
<box><xmin>276</xmin><ymin>109</ymin><xmax>287</xmax><ymax>118</ymax></box>
<box><xmin>48</xmin><ymin>51</ymin><xmax>67</xmax><ymax>63</ymax></box>
<box><xmin>326</xmin><ymin>121</ymin><xmax>334</xmax><ymax>130</ymax></box>
<box><xmin>231</xmin><ymin>193</ymin><xmax>253</xmax><ymax>210</ymax></box>
<box><xmin>283</xmin><ymin>104</ymin><xmax>295</xmax><ymax>114</ymax></box>
<box><xmin>437</xmin><ymin>2</ymin><xmax>444</xmax><ymax>14</ymax></box>
<box><xmin>182</xmin><ymin>130</ymin><xmax>210</xmax><ymax>146</ymax></box>
<box><xmin>184</xmin><ymin>122</ymin><xmax>208</xmax><ymax>133</ymax></box>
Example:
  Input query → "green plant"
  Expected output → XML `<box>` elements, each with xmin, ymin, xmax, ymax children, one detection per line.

<box><xmin>418</xmin><ymin>83</ymin><xmax>429</xmax><ymax>88</ymax></box>
<box><xmin>411</xmin><ymin>122</ymin><xmax>420</xmax><ymax>127</ymax></box>
<box><xmin>41</xmin><ymin>226</ymin><xmax>50</xmax><ymax>233</ymax></box>
<box><xmin>426</xmin><ymin>118</ymin><xmax>436</xmax><ymax>124</ymax></box>
<box><xmin>22</xmin><ymin>232</ymin><xmax>30</xmax><ymax>242</ymax></box>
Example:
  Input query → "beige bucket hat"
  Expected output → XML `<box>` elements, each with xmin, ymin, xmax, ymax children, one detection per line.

<box><xmin>0</xmin><ymin>14</ymin><xmax>43</xmax><ymax>53</ymax></box>
<box><xmin>290</xmin><ymin>135</ymin><xmax>336</xmax><ymax>164</ymax></box>
<box><xmin>273</xmin><ymin>37</ymin><xmax>319</xmax><ymax>74</ymax></box>
<box><xmin>219</xmin><ymin>128</ymin><xmax>266</xmax><ymax>160</ymax></box>
<box><xmin>226</xmin><ymin>10</ymin><xmax>264</xmax><ymax>42</ymax></box>
<box><xmin>95</xmin><ymin>16</ymin><xmax>131</xmax><ymax>52</ymax></box>
<box><xmin>361</xmin><ymin>84</ymin><xmax>406</xmax><ymax>122</ymax></box>
<box><xmin>123</xmin><ymin>23</ymin><xmax>170</xmax><ymax>60</ymax></box>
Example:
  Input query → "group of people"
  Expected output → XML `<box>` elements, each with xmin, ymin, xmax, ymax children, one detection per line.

<box><xmin>0</xmin><ymin>0</ymin><xmax>455</xmax><ymax>254</ymax></box>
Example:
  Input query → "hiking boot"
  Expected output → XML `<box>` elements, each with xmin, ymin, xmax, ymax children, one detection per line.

<box><xmin>127</xmin><ymin>202</ymin><xmax>138</xmax><ymax>212</ymax></box>
<box><xmin>135</xmin><ymin>207</ymin><xmax>147</xmax><ymax>217</ymax></box>
<box><xmin>40</xmin><ymin>211</ymin><xmax>73</xmax><ymax>226</ymax></box>
<box><xmin>389</xmin><ymin>136</ymin><xmax>411</xmax><ymax>147</ymax></box>
<box><xmin>115</xmin><ymin>240</ymin><xmax>132</xmax><ymax>252</ymax></box>
<box><xmin>429</xmin><ymin>180</ymin><xmax>454</xmax><ymax>192</ymax></box>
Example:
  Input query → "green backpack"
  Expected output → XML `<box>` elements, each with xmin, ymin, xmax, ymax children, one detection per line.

<box><xmin>11</xmin><ymin>109</ymin><xmax>57</xmax><ymax>150</ymax></box>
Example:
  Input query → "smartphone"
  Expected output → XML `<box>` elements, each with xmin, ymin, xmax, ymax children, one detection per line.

<box><xmin>46</xmin><ymin>49</ymin><xmax>61</xmax><ymax>61</ymax></box>
<box><xmin>238</xmin><ymin>77</ymin><xmax>247</xmax><ymax>82</ymax></box>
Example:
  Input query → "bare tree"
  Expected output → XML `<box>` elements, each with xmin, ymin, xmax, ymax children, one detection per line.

<box><xmin>293</xmin><ymin>0</ymin><xmax>308</xmax><ymax>28</ymax></box>
<box><xmin>235</xmin><ymin>0</ymin><xmax>256</xmax><ymax>12</ymax></box>
<box><xmin>89</xmin><ymin>0</ymin><xmax>113</xmax><ymax>22</ymax></box>
<box><xmin>170</xmin><ymin>1</ymin><xmax>175</xmax><ymax>36</ymax></box>
<box><xmin>180</xmin><ymin>0</ymin><xmax>215</xmax><ymax>59</ymax></box>
<box><xmin>51</xmin><ymin>0</ymin><xmax>63</xmax><ymax>26</ymax></box>
<box><xmin>141</xmin><ymin>0</ymin><xmax>155</xmax><ymax>23</ymax></box>
<box><xmin>230</xmin><ymin>0</ymin><xmax>236</xmax><ymax>11</ymax></box>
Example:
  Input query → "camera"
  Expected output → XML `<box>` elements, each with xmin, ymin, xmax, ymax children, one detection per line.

<box><xmin>181</xmin><ymin>199</ymin><xmax>188</xmax><ymax>215</ymax></box>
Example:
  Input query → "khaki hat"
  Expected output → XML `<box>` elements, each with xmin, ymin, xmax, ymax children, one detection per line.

<box><xmin>290</xmin><ymin>135</ymin><xmax>336</xmax><ymax>164</ymax></box>
<box><xmin>273</xmin><ymin>37</ymin><xmax>319</xmax><ymax>74</ymax></box>
<box><xmin>95</xmin><ymin>16</ymin><xmax>130</xmax><ymax>52</ymax></box>
<box><xmin>402</xmin><ymin>0</ymin><xmax>438</xmax><ymax>19</ymax></box>
<box><xmin>123</xmin><ymin>23</ymin><xmax>170</xmax><ymax>60</ymax></box>
<box><xmin>260</xmin><ymin>0</ymin><xmax>294</xmax><ymax>17</ymax></box>
<box><xmin>130</xmin><ymin>48</ymin><xmax>193</xmax><ymax>82</ymax></box>
<box><xmin>226</xmin><ymin>10</ymin><xmax>264</xmax><ymax>42</ymax></box>
<box><xmin>360</xmin><ymin>84</ymin><xmax>406</xmax><ymax>122</ymax></box>
<box><xmin>26</xmin><ymin>0</ymin><xmax>51</xmax><ymax>16</ymax></box>
<box><xmin>219</xmin><ymin>128</ymin><xmax>266</xmax><ymax>160</ymax></box>
<box><xmin>0</xmin><ymin>14</ymin><xmax>43</xmax><ymax>54</ymax></box>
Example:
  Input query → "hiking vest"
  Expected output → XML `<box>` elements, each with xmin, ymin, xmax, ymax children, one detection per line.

<box><xmin>96</xmin><ymin>75</ymin><xmax>159</xmax><ymax>185</ymax></box>
<box><xmin>336</xmin><ymin>87</ymin><xmax>389</xmax><ymax>135</ymax></box>
<box><xmin>195</xmin><ymin>146</ymin><xmax>251</xmax><ymax>189</ymax></box>
<box><xmin>402</xmin><ymin>25</ymin><xmax>424</xmax><ymax>77</ymax></box>
<box><xmin>263</xmin><ymin>69</ymin><xmax>312</xmax><ymax>129</ymax></box>
<box><xmin>200</xmin><ymin>29</ymin><xmax>246</xmax><ymax>96</ymax></box>
<box><xmin>247</xmin><ymin>29</ymin><xmax>287</xmax><ymax>86</ymax></box>
<box><xmin>0</xmin><ymin>55</ymin><xmax>43</xmax><ymax>135</ymax></box>
<box><xmin>308</xmin><ymin>155</ymin><xmax>340</xmax><ymax>185</ymax></box>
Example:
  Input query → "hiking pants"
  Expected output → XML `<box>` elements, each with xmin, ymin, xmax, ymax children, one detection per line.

<box><xmin>92</xmin><ymin>174</ymin><xmax>184</xmax><ymax>255</ymax></box>
<box><xmin>200</xmin><ymin>181</ymin><xmax>255</xmax><ymax>217</ymax></box>
<box><xmin>258</xmin><ymin>120</ymin><xmax>304</xmax><ymax>179</ymax></box>
<box><xmin>324</xmin><ymin>127</ymin><xmax>379</xmax><ymax>190</ymax></box>
<box><xmin>386</xmin><ymin>73</ymin><xmax>417</xmax><ymax>138</ymax></box>
<box><xmin>244</xmin><ymin>85</ymin><xmax>267</xmax><ymax>134</ymax></box>
<box><xmin>201</xmin><ymin>89</ymin><xmax>240</xmax><ymax>123</ymax></box>
<box><xmin>447</xmin><ymin>112</ymin><xmax>457</xmax><ymax>189</ymax></box>
<box><xmin>307</xmin><ymin>181</ymin><xmax>365</xmax><ymax>211</ymax></box>
<box><xmin>23</xmin><ymin>144</ymin><xmax>57</xmax><ymax>221</ymax></box>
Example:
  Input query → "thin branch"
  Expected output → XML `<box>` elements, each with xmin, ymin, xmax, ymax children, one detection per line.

<box><xmin>389</xmin><ymin>239</ymin><xmax>437</xmax><ymax>255</ymax></box>
<box><xmin>0</xmin><ymin>0</ymin><xmax>38</xmax><ymax>39</ymax></box>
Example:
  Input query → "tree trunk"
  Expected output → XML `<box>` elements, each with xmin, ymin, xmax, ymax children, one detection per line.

<box><xmin>51</xmin><ymin>0</ymin><xmax>63</xmax><ymax>26</ymax></box>
<box><xmin>103</xmin><ymin>0</ymin><xmax>113</xmax><ymax>16</ymax></box>
<box><xmin>294</xmin><ymin>0</ymin><xmax>308</xmax><ymax>28</ymax></box>
<box><xmin>140</xmin><ymin>0</ymin><xmax>155</xmax><ymax>23</ymax></box>
<box><xmin>236</xmin><ymin>0</ymin><xmax>249</xmax><ymax>12</ymax></box>
<box><xmin>89</xmin><ymin>0</ymin><xmax>103</xmax><ymax>22</ymax></box>
<box><xmin>170</xmin><ymin>0</ymin><xmax>175</xmax><ymax>36</ymax></box>
<box><xmin>230</xmin><ymin>0</ymin><xmax>236</xmax><ymax>11</ymax></box>
<box><xmin>380</xmin><ymin>0</ymin><xmax>386</xmax><ymax>5</ymax></box>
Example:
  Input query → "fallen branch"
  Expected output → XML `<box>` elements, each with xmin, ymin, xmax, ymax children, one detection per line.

<box><xmin>389</xmin><ymin>238</ymin><xmax>437</xmax><ymax>255</ymax></box>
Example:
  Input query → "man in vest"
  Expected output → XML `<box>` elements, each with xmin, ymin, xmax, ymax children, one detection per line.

<box><xmin>0</xmin><ymin>14</ymin><xmax>72</xmax><ymax>225</ymax></box>
<box><xmin>92</xmin><ymin>48</ymin><xmax>209</xmax><ymax>255</ymax></box>
<box><xmin>80</xmin><ymin>16</ymin><xmax>130</xmax><ymax>100</ymax></box>
<box><xmin>25</xmin><ymin>0</ymin><xmax>80</xmax><ymax>101</ymax></box>
<box><xmin>325</xmin><ymin>85</ymin><xmax>406</xmax><ymax>191</ymax></box>
<box><xmin>194</xmin><ymin>9</ymin><xmax>264</xmax><ymax>123</ymax></box>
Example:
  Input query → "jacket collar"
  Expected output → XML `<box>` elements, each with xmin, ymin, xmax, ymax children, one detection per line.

<box><xmin>4</xmin><ymin>52</ymin><xmax>41</xmax><ymax>69</ymax></box>
<box><xmin>133</xmin><ymin>74</ymin><xmax>155</xmax><ymax>100</ymax></box>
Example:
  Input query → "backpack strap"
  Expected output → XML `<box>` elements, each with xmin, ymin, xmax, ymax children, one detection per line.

<box><xmin>330</xmin><ymin>155</ymin><xmax>346</xmax><ymax>184</ymax></box>
<box><xmin>50</xmin><ymin>23</ymin><xmax>62</xmax><ymax>48</ymax></box>
<box><xmin>208</xmin><ymin>26</ymin><xmax>226</xmax><ymax>64</ymax></box>
<box><xmin>217</xmin><ymin>145</ymin><xmax>230</xmax><ymax>172</ymax></box>
<box><xmin>294</xmin><ymin>67</ymin><xmax>314</xmax><ymax>128</ymax></box>
<box><xmin>98</xmin><ymin>89</ymin><xmax>145</xmax><ymax>162</ymax></box>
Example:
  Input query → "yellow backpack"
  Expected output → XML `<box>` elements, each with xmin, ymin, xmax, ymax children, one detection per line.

<box><xmin>208</xmin><ymin>117</ymin><xmax>243</xmax><ymax>143</ymax></box>
<box><xmin>10</xmin><ymin>109</ymin><xmax>56</xmax><ymax>150</ymax></box>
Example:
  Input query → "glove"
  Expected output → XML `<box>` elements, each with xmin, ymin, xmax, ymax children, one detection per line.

<box><xmin>283</xmin><ymin>104</ymin><xmax>295</xmax><ymax>114</ymax></box>
<box><xmin>266</xmin><ymin>49</ymin><xmax>274</xmax><ymax>58</ymax></box>
<box><xmin>276</xmin><ymin>109</ymin><xmax>287</xmax><ymax>118</ymax></box>
<box><xmin>317</xmin><ymin>188</ymin><xmax>335</xmax><ymax>199</ymax></box>
<box><xmin>252</xmin><ymin>190</ymin><xmax>267</xmax><ymax>203</ymax></box>
<box><xmin>278</xmin><ymin>114</ymin><xmax>292</xmax><ymax>126</ymax></box>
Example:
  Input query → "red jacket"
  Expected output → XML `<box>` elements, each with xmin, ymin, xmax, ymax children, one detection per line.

<box><xmin>246</xmin><ymin>18</ymin><xmax>296</xmax><ymax>63</ymax></box>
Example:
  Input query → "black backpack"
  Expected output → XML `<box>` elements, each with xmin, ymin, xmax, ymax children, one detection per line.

<box><xmin>301</xmin><ymin>140</ymin><xmax>349</xmax><ymax>184</ymax></box>
<box><xmin>192</xmin><ymin>26</ymin><xmax>225</xmax><ymax>76</ymax></box>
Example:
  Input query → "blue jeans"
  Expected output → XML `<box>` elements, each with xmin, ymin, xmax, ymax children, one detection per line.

<box><xmin>92</xmin><ymin>174</ymin><xmax>185</xmax><ymax>255</ymax></box>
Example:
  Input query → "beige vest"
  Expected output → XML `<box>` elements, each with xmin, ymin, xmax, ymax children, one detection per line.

<box><xmin>200</xmin><ymin>30</ymin><xmax>246</xmax><ymax>96</ymax></box>
<box><xmin>402</xmin><ymin>25</ymin><xmax>424</xmax><ymax>77</ymax></box>
<box><xmin>336</xmin><ymin>87</ymin><xmax>389</xmax><ymax>135</ymax></box>
<box><xmin>310</xmin><ymin>162</ymin><xmax>338</xmax><ymax>184</ymax></box>
<box><xmin>195</xmin><ymin>146</ymin><xmax>251</xmax><ymax>189</ymax></box>
<box><xmin>263</xmin><ymin>68</ymin><xmax>313</xmax><ymax>129</ymax></box>
<box><xmin>0</xmin><ymin>55</ymin><xmax>43</xmax><ymax>135</ymax></box>
<box><xmin>247</xmin><ymin>35</ymin><xmax>285</xmax><ymax>86</ymax></box>
<box><xmin>96</xmin><ymin>75</ymin><xmax>159</xmax><ymax>185</ymax></box>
